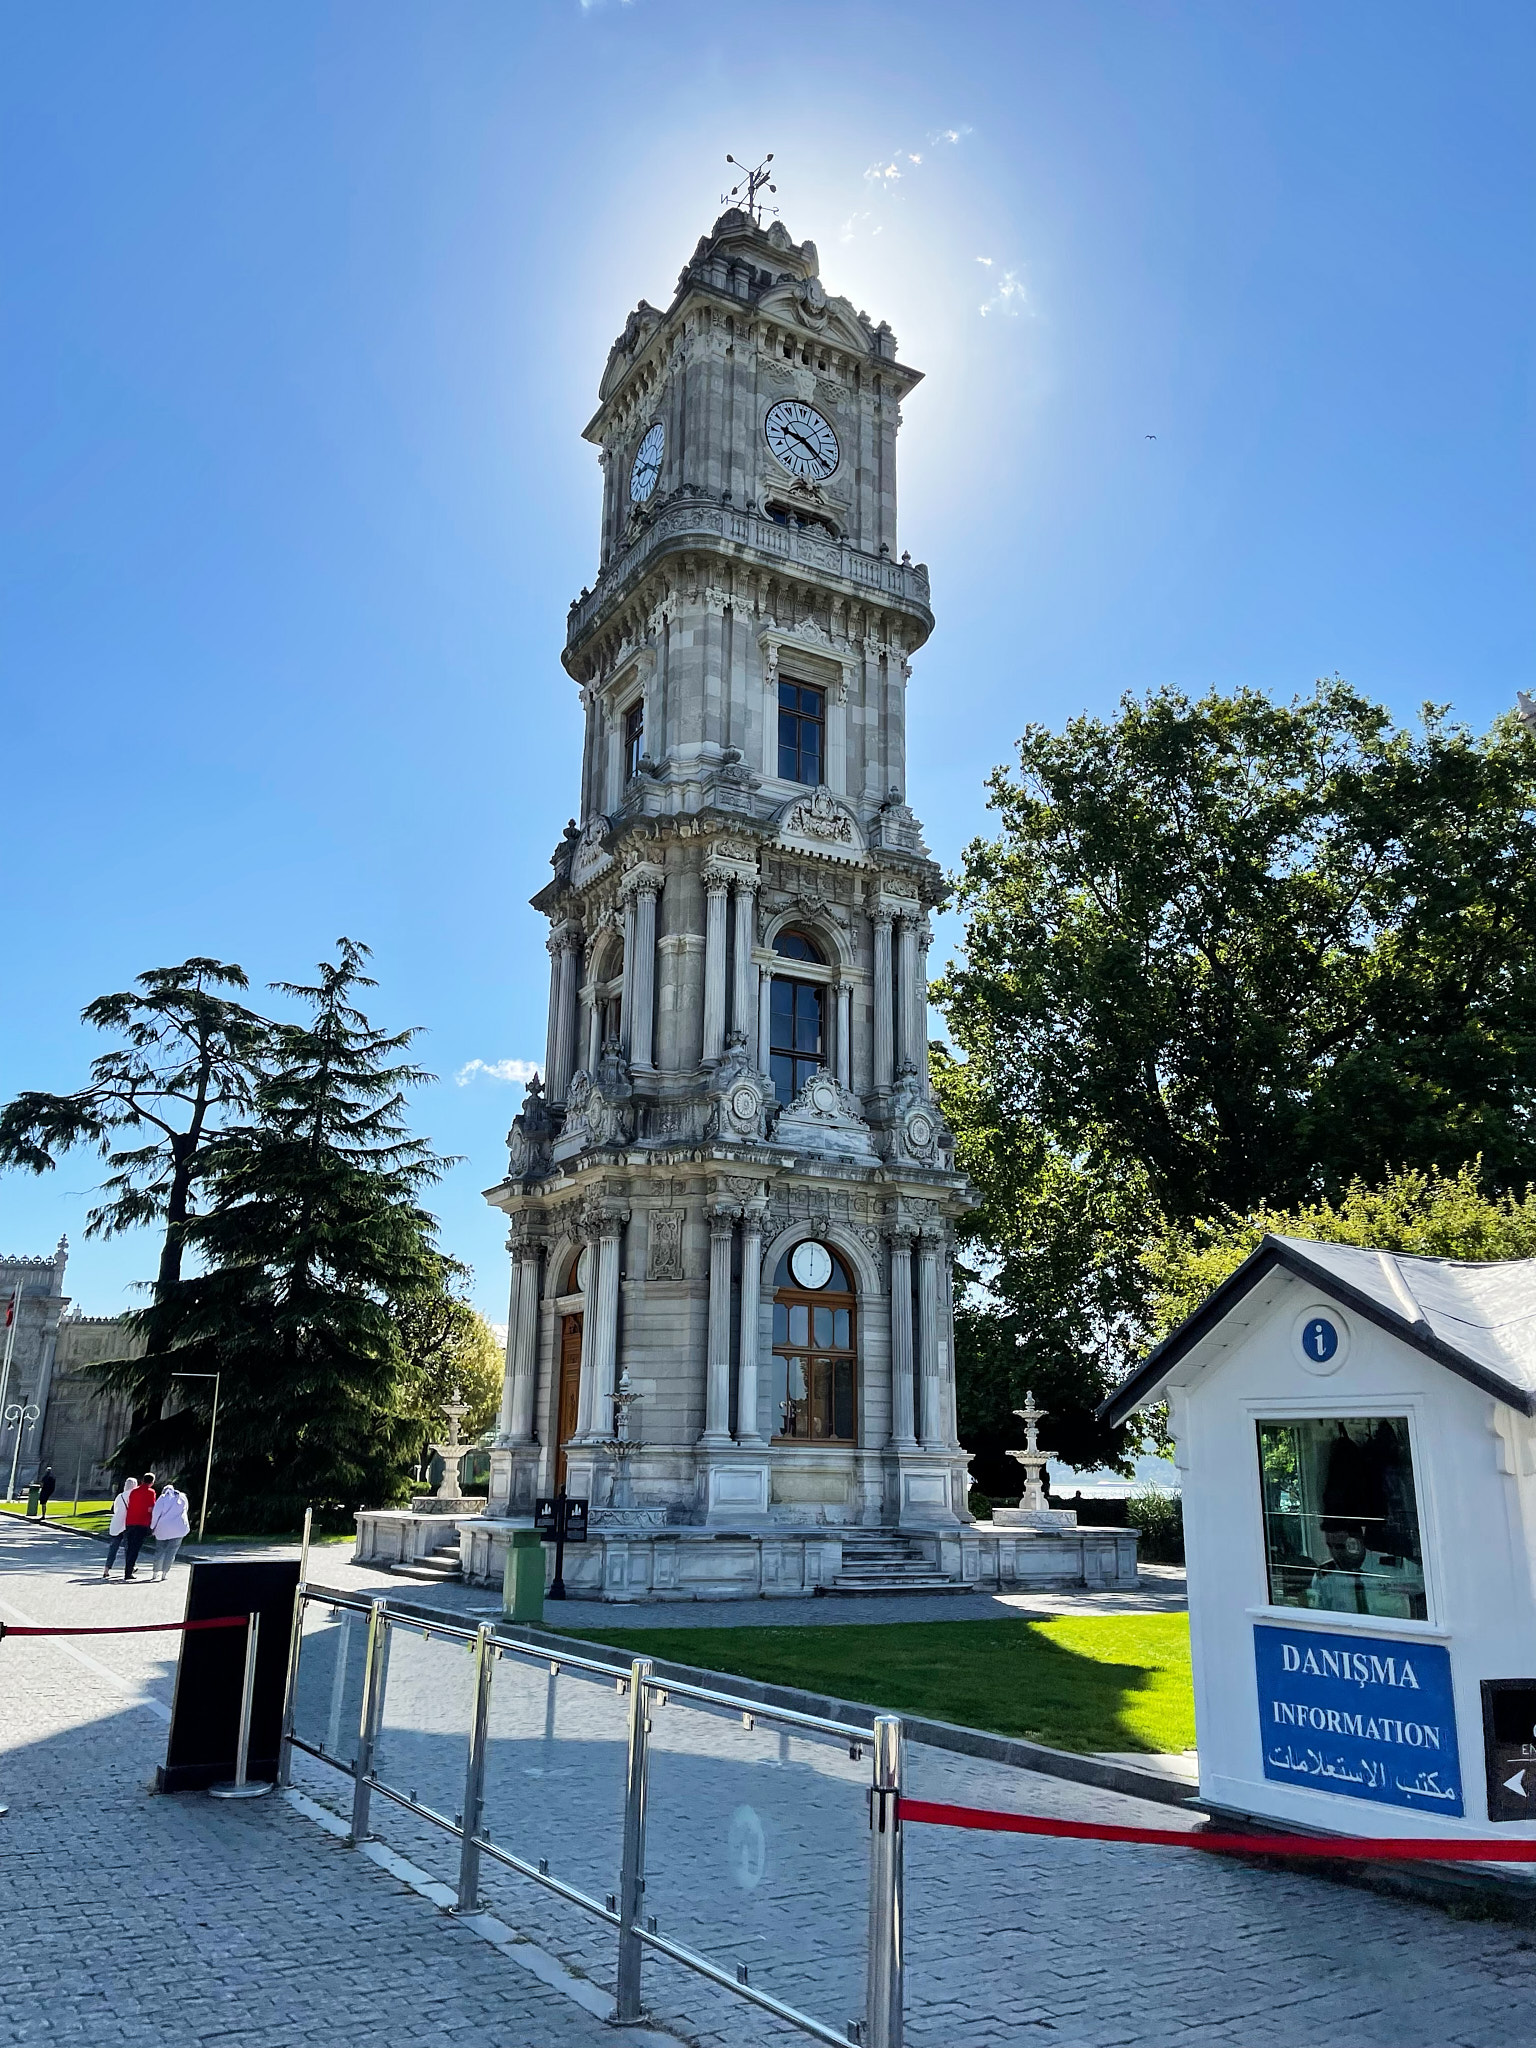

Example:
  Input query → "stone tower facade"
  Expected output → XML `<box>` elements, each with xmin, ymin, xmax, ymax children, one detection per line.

<box><xmin>484</xmin><ymin>207</ymin><xmax>974</xmax><ymax>1534</ymax></box>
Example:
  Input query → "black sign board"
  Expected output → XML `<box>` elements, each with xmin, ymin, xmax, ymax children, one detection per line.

<box><xmin>1480</xmin><ymin>1680</ymin><xmax>1536</xmax><ymax>1823</ymax></box>
<box><xmin>157</xmin><ymin>1558</ymin><xmax>300</xmax><ymax>1793</ymax></box>
<box><xmin>535</xmin><ymin>1495</ymin><xmax>588</xmax><ymax>1542</ymax></box>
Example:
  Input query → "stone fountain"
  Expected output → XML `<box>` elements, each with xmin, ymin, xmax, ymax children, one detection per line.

<box><xmin>992</xmin><ymin>1391</ymin><xmax>1078</xmax><ymax>1532</ymax></box>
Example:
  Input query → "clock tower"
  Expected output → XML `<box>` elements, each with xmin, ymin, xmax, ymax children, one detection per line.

<box><xmin>483</xmin><ymin>204</ymin><xmax>975</xmax><ymax>1582</ymax></box>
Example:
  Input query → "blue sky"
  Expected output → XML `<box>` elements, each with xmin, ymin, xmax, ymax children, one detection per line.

<box><xmin>3</xmin><ymin>1</ymin><xmax>1531</xmax><ymax>1320</ymax></box>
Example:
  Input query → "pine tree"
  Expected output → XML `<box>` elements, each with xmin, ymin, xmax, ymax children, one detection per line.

<box><xmin>111</xmin><ymin>940</ymin><xmax>452</xmax><ymax>1530</ymax></box>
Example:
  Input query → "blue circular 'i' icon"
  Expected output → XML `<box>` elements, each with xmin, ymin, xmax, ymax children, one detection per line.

<box><xmin>1303</xmin><ymin>1316</ymin><xmax>1339</xmax><ymax>1363</ymax></box>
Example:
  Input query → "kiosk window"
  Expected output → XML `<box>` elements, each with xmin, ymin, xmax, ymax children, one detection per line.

<box><xmin>1257</xmin><ymin>1417</ymin><xmax>1427</xmax><ymax>1621</ymax></box>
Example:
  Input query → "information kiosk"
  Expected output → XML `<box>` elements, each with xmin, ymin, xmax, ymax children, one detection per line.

<box><xmin>1101</xmin><ymin>1235</ymin><xmax>1536</xmax><ymax>1845</ymax></box>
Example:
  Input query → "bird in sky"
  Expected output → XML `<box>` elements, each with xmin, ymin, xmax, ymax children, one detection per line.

<box><xmin>1145</xmin><ymin>434</ymin><xmax>1157</xmax><ymax>440</ymax></box>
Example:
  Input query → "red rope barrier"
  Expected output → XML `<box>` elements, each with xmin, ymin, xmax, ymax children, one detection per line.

<box><xmin>0</xmin><ymin>1615</ymin><xmax>249</xmax><ymax>1641</ymax></box>
<box><xmin>899</xmin><ymin>1798</ymin><xmax>1536</xmax><ymax>1863</ymax></box>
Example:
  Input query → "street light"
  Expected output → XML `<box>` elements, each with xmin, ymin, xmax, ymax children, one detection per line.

<box><xmin>172</xmin><ymin>1371</ymin><xmax>221</xmax><ymax>1541</ymax></box>
<box><xmin>4</xmin><ymin>1402</ymin><xmax>40</xmax><ymax>1503</ymax></box>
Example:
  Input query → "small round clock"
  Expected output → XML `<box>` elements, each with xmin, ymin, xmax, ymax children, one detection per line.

<box><xmin>764</xmin><ymin>400</ymin><xmax>839</xmax><ymax>481</ymax></box>
<box><xmin>629</xmin><ymin>421</ymin><xmax>664</xmax><ymax>504</ymax></box>
<box><xmin>790</xmin><ymin>1240</ymin><xmax>834</xmax><ymax>1290</ymax></box>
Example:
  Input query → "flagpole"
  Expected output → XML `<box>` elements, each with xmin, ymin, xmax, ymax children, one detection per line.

<box><xmin>0</xmin><ymin>1284</ymin><xmax>21</xmax><ymax>1496</ymax></box>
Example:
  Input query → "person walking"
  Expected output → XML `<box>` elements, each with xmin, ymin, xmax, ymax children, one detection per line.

<box><xmin>150</xmin><ymin>1479</ymin><xmax>191</xmax><ymax>1579</ymax></box>
<box><xmin>37</xmin><ymin>1468</ymin><xmax>56</xmax><ymax>1520</ymax></box>
<box><xmin>121</xmin><ymin>1472</ymin><xmax>156</xmax><ymax>1580</ymax></box>
<box><xmin>102</xmin><ymin>1478</ymin><xmax>138</xmax><ymax>1578</ymax></box>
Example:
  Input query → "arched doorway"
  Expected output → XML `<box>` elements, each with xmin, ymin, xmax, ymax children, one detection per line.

<box><xmin>771</xmin><ymin>1239</ymin><xmax>857</xmax><ymax>1442</ymax></box>
<box><xmin>555</xmin><ymin>1245</ymin><xmax>589</xmax><ymax>1487</ymax></box>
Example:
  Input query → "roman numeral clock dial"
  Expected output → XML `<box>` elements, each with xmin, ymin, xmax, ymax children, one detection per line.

<box><xmin>629</xmin><ymin>421</ymin><xmax>664</xmax><ymax>504</ymax></box>
<box><xmin>764</xmin><ymin>400</ymin><xmax>839</xmax><ymax>481</ymax></box>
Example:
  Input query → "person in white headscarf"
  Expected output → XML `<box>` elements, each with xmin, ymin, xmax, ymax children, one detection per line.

<box><xmin>150</xmin><ymin>1480</ymin><xmax>192</xmax><ymax>1579</ymax></box>
<box><xmin>102</xmin><ymin>1478</ymin><xmax>137</xmax><ymax>1580</ymax></box>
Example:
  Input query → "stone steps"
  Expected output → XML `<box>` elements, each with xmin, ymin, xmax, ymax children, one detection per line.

<box><xmin>824</xmin><ymin>1532</ymin><xmax>960</xmax><ymax>1597</ymax></box>
<box><xmin>388</xmin><ymin>1538</ymin><xmax>464</xmax><ymax>1584</ymax></box>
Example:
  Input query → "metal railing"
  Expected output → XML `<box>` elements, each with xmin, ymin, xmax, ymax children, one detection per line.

<box><xmin>279</xmin><ymin>1586</ymin><xmax>904</xmax><ymax>2047</ymax></box>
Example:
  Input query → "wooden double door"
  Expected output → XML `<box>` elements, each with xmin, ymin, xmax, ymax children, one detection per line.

<box><xmin>555</xmin><ymin>1312</ymin><xmax>583</xmax><ymax>1489</ymax></box>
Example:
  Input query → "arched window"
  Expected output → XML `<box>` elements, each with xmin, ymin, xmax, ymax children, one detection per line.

<box><xmin>562</xmin><ymin>1245</ymin><xmax>589</xmax><ymax>1296</ymax></box>
<box><xmin>585</xmin><ymin>933</ymin><xmax>624</xmax><ymax>1066</ymax></box>
<box><xmin>772</xmin><ymin>1240</ymin><xmax>856</xmax><ymax>1443</ymax></box>
<box><xmin>770</xmin><ymin>928</ymin><xmax>825</xmax><ymax>1105</ymax></box>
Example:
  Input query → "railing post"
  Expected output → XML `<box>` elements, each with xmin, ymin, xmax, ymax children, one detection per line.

<box><xmin>865</xmin><ymin>1715</ymin><xmax>904</xmax><ymax>2048</ymax></box>
<box><xmin>615</xmin><ymin>1656</ymin><xmax>653</xmax><ymax>2025</ymax></box>
<box><xmin>276</xmin><ymin>1582</ymin><xmax>306</xmax><ymax>1788</ymax></box>
<box><xmin>349</xmin><ymin>1597</ymin><xmax>389</xmax><ymax>1845</ymax></box>
<box><xmin>455</xmin><ymin>1623</ymin><xmax>494</xmax><ymax>1912</ymax></box>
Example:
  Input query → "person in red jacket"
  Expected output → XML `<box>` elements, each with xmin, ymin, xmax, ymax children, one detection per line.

<box><xmin>120</xmin><ymin>1472</ymin><xmax>157</xmax><ymax>1580</ymax></box>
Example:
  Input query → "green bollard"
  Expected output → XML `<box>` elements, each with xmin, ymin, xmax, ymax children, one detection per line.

<box><xmin>25</xmin><ymin>1484</ymin><xmax>40</xmax><ymax>1518</ymax></box>
<box><xmin>503</xmin><ymin>1527</ymin><xmax>545</xmax><ymax>1623</ymax></box>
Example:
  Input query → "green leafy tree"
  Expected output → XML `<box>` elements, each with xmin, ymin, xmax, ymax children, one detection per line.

<box><xmin>101</xmin><ymin>940</ymin><xmax>453</xmax><ymax>1530</ymax></box>
<box><xmin>395</xmin><ymin>1262</ymin><xmax>503</xmax><ymax>1474</ymax></box>
<box><xmin>0</xmin><ymin>959</ymin><xmax>267</xmax><ymax>1294</ymax></box>
<box><xmin>935</xmin><ymin>682</ymin><xmax>1536</xmax><ymax>1483</ymax></box>
<box><xmin>1147</xmin><ymin>1161</ymin><xmax>1536</xmax><ymax>1339</ymax></box>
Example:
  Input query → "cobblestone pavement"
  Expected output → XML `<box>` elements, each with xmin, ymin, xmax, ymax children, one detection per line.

<box><xmin>8</xmin><ymin>1518</ymin><xmax>1536</xmax><ymax>2048</ymax></box>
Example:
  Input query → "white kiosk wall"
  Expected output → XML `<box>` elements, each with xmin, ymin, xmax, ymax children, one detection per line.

<box><xmin>1103</xmin><ymin>1236</ymin><xmax>1536</xmax><ymax>1843</ymax></box>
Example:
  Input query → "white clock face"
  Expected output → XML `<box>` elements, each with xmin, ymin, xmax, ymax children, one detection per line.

<box><xmin>629</xmin><ymin>422</ymin><xmax>664</xmax><ymax>504</ymax></box>
<box><xmin>790</xmin><ymin>1240</ymin><xmax>834</xmax><ymax>1290</ymax></box>
<box><xmin>764</xmin><ymin>401</ymin><xmax>839</xmax><ymax>481</ymax></box>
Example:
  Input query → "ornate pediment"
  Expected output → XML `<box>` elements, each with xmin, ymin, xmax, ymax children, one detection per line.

<box><xmin>756</xmin><ymin>279</ymin><xmax>874</xmax><ymax>356</ymax></box>
<box><xmin>772</xmin><ymin>1071</ymin><xmax>880</xmax><ymax>1164</ymax></box>
<box><xmin>774</xmin><ymin>786</ymin><xmax>866</xmax><ymax>864</ymax></box>
<box><xmin>570</xmin><ymin>815</ymin><xmax>614</xmax><ymax>890</ymax></box>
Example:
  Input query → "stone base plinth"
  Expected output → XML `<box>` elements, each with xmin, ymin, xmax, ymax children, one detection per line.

<box><xmin>409</xmin><ymin>1495</ymin><xmax>485</xmax><ymax>1515</ymax></box>
<box><xmin>354</xmin><ymin>1508</ymin><xmax>476</xmax><ymax>1568</ymax></box>
<box><xmin>991</xmin><ymin>1506</ymin><xmax>1079</xmax><ymax>1532</ymax></box>
<box><xmin>350</xmin><ymin>1514</ymin><xmax>1141</xmax><ymax>1601</ymax></box>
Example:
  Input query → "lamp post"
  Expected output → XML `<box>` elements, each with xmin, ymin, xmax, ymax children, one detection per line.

<box><xmin>5</xmin><ymin>1402</ymin><xmax>40</xmax><ymax>1503</ymax></box>
<box><xmin>172</xmin><ymin>1371</ymin><xmax>221</xmax><ymax>1541</ymax></box>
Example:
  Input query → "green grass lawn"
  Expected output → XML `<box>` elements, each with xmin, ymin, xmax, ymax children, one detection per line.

<box><xmin>0</xmin><ymin>1499</ymin><xmax>112</xmax><ymax>1531</ymax></box>
<box><xmin>563</xmin><ymin>1614</ymin><xmax>1194</xmax><ymax>1757</ymax></box>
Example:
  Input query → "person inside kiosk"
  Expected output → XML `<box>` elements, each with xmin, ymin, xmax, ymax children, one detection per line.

<box><xmin>1257</xmin><ymin>1415</ymin><xmax>1427</xmax><ymax>1622</ymax></box>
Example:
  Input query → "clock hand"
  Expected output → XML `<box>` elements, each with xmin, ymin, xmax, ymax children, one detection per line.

<box><xmin>787</xmin><ymin>428</ymin><xmax>827</xmax><ymax>466</ymax></box>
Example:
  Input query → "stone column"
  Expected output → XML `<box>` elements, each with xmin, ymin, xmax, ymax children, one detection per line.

<box><xmin>552</xmin><ymin>931</ymin><xmax>581</xmax><ymax>1100</ymax></box>
<box><xmin>896</xmin><ymin>915</ymin><xmax>918</xmax><ymax>1075</ymax></box>
<box><xmin>917</xmin><ymin>1227</ymin><xmax>944</xmax><ymax>1450</ymax></box>
<box><xmin>583</xmin><ymin>1210</ymin><xmax>625</xmax><ymax>1440</ymax></box>
<box><xmin>872</xmin><ymin>909</ymin><xmax>894</xmax><ymax>1092</ymax></box>
<box><xmin>735</xmin><ymin>1203</ymin><xmax>766</xmax><ymax>1443</ymax></box>
<box><xmin>914</xmin><ymin>920</ymin><xmax>933</xmax><ymax>1096</ymax></box>
<box><xmin>584</xmin><ymin>989</ymin><xmax>601</xmax><ymax>1074</ymax></box>
<box><xmin>575</xmin><ymin>1221</ymin><xmax>600</xmax><ymax>1437</ymax></box>
<box><xmin>758</xmin><ymin>970</ymin><xmax>773</xmax><ymax>1072</ymax></box>
<box><xmin>508</xmin><ymin>1245</ymin><xmax>542</xmax><ymax>1445</ymax></box>
<box><xmin>888</xmin><ymin>1224</ymin><xmax>918</xmax><ymax>1450</ymax></box>
<box><xmin>543</xmin><ymin>931</ymin><xmax>563</xmax><ymax>1093</ymax></box>
<box><xmin>703</xmin><ymin>868</ymin><xmax>730</xmax><ymax>1062</ymax></box>
<box><xmin>700</xmin><ymin>1207</ymin><xmax>736</xmax><ymax>1445</ymax></box>
<box><xmin>619</xmin><ymin>892</ymin><xmax>637</xmax><ymax>1057</ymax></box>
<box><xmin>731</xmin><ymin>874</ymin><xmax>758</xmax><ymax>1042</ymax></box>
<box><xmin>835</xmin><ymin>982</ymin><xmax>853</xmax><ymax>1089</ymax></box>
<box><xmin>496</xmin><ymin>1253</ymin><xmax>524</xmax><ymax>1441</ymax></box>
<box><xmin>628</xmin><ymin>879</ymin><xmax>659</xmax><ymax>1072</ymax></box>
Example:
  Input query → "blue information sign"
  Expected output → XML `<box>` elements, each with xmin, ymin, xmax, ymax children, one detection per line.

<box><xmin>1254</xmin><ymin>1623</ymin><xmax>1462</xmax><ymax>1815</ymax></box>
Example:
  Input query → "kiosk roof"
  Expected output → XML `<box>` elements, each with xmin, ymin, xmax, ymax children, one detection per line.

<box><xmin>1100</xmin><ymin>1234</ymin><xmax>1536</xmax><ymax>1426</ymax></box>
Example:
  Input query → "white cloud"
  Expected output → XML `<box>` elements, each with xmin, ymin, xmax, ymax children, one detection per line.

<box><xmin>865</xmin><ymin>159</ymin><xmax>904</xmax><ymax>188</ymax></box>
<box><xmin>456</xmin><ymin>1058</ymin><xmax>541</xmax><ymax>1087</ymax></box>
<box><xmin>976</xmin><ymin>255</ymin><xmax>994</xmax><ymax>267</ymax></box>
<box><xmin>840</xmin><ymin>209</ymin><xmax>882</xmax><ymax>242</ymax></box>
<box><xmin>928</xmin><ymin>124</ymin><xmax>973</xmax><ymax>147</ymax></box>
<box><xmin>979</xmin><ymin>268</ymin><xmax>1031</xmax><ymax>319</ymax></box>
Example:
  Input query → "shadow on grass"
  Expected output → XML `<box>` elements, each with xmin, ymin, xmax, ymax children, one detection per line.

<box><xmin>563</xmin><ymin>1616</ymin><xmax>1195</xmax><ymax>1756</ymax></box>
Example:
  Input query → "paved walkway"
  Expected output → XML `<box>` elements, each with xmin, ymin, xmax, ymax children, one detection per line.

<box><xmin>7</xmin><ymin>1518</ymin><xmax>1536</xmax><ymax>2048</ymax></box>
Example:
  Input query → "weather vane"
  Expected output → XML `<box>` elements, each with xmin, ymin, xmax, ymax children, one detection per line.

<box><xmin>722</xmin><ymin>152</ymin><xmax>777</xmax><ymax>224</ymax></box>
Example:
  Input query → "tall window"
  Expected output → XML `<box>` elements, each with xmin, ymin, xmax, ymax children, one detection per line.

<box><xmin>770</xmin><ymin>928</ymin><xmax>824</xmax><ymax>1104</ymax></box>
<box><xmin>623</xmin><ymin>700</ymin><xmax>645</xmax><ymax>782</ymax></box>
<box><xmin>772</xmin><ymin>1242</ymin><xmax>857</xmax><ymax>1443</ymax></box>
<box><xmin>1257</xmin><ymin>1416</ymin><xmax>1427</xmax><ymax>1621</ymax></box>
<box><xmin>778</xmin><ymin>680</ymin><xmax>824</xmax><ymax>784</ymax></box>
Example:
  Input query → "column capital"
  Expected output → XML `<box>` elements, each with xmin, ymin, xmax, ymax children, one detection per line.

<box><xmin>621</xmin><ymin>866</ymin><xmax>664</xmax><ymax>903</ymax></box>
<box><xmin>703</xmin><ymin>865</ymin><xmax>734</xmax><ymax>897</ymax></box>
<box><xmin>871</xmin><ymin>904</ymin><xmax>895</xmax><ymax>931</ymax></box>
<box><xmin>581</xmin><ymin>1199</ymin><xmax>630</xmax><ymax>1241</ymax></box>
<box><xmin>738</xmin><ymin>1199</ymin><xmax>769</xmax><ymax>1233</ymax></box>
<box><xmin>708</xmin><ymin>1204</ymin><xmax>741</xmax><ymax>1236</ymax></box>
<box><xmin>887</xmin><ymin>1222</ymin><xmax>918</xmax><ymax>1254</ymax></box>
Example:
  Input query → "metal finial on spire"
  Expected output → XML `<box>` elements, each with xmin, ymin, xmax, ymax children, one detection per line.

<box><xmin>722</xmin><ymin>152</ymin><xmax>777</xmax><ymax>225</ymax></box>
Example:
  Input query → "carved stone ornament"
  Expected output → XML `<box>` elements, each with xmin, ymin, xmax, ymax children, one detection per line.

<box><xmin>647</xmin><ymin>1208</ymin><xmax>685</xmax><ymax>1280</ymax></box>
<box><xmin>560</xmin><ymin>1054</ymin><xmax>635</xmax><ymax>1153</ymax></box>
<box><xmin>775</xmin><ymin>786</ymin><xmax>865</xmax><ymax>861</ymax></box>
<box><xmin>772</xmin><ymin>1070</ymin><xmax>880</xmax><ymax>1163</ymax></box>
<box><xmin>570</xmin><ymin>815</ymin><xmax>614</xmax><ymax>890</ymax></box>
<box><xmin>706</xmin><ymin>1033</ymin><xmax>773</xmax><ymax>1143</ymax></box>
<box><xmin>879</xmin><ymin>1072</ymin><xmax>950</xmax><ymax>1170</ymax></box>
<box><xmin>505</xmin><ymin>1073</ymin><xmax>555</xmax><ymax>1180</ymax></box>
